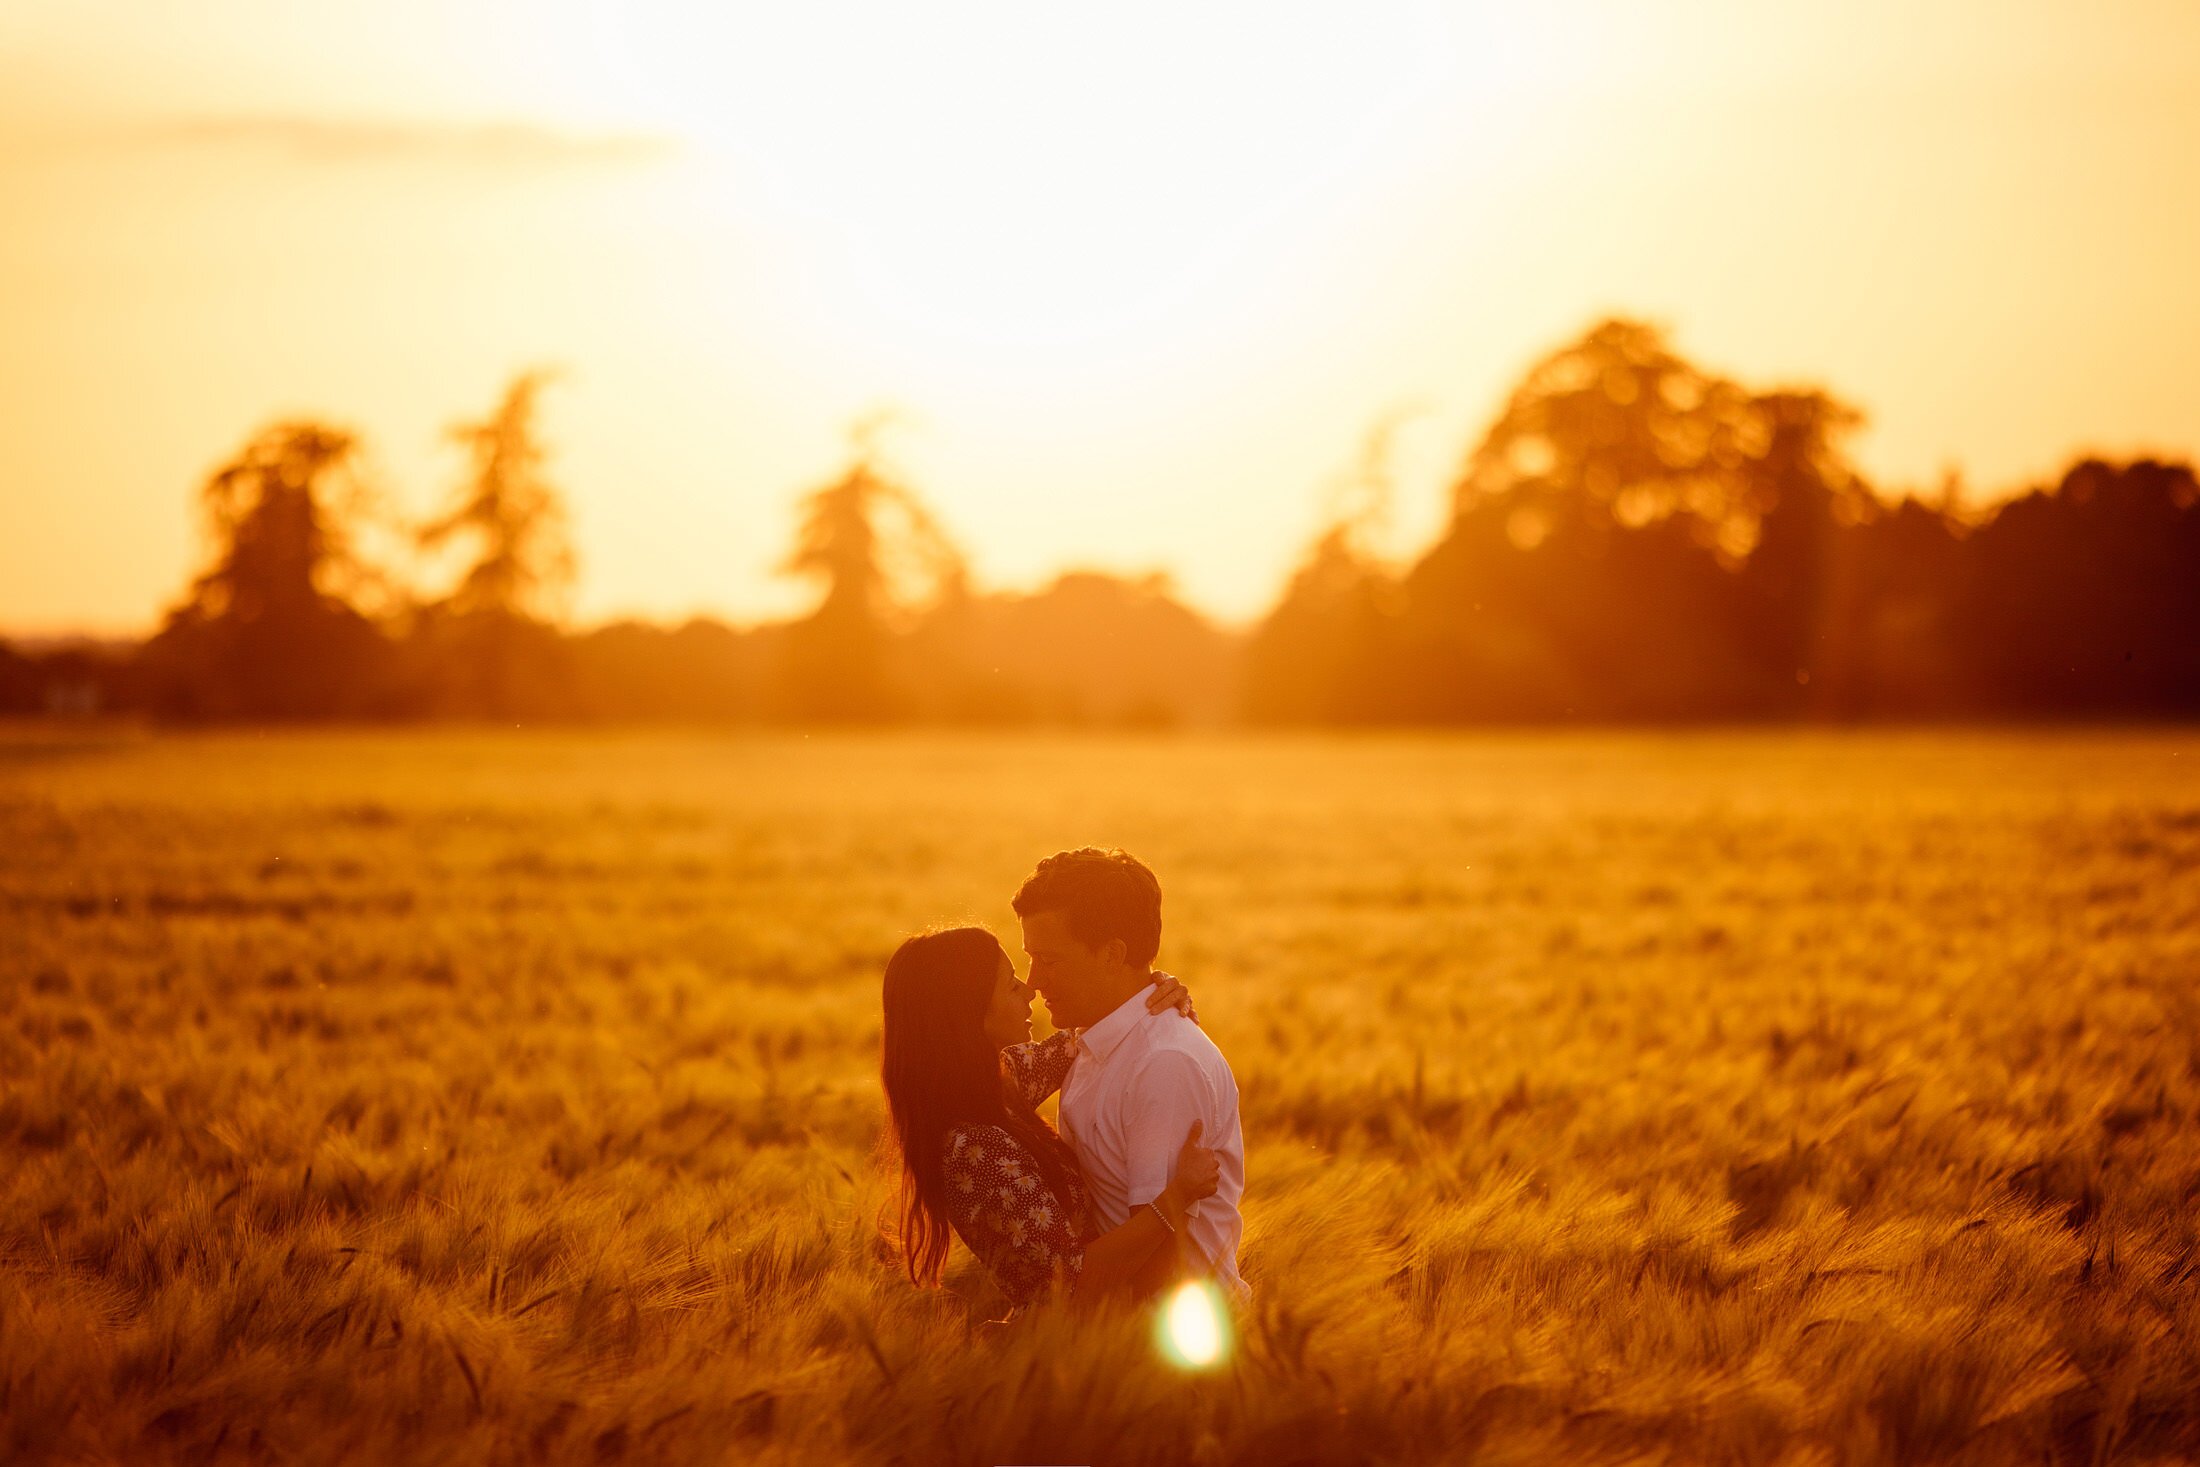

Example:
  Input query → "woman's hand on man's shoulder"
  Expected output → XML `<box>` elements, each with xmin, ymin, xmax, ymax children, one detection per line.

<box><xmin>1145</xmin><ymin>971</ymin><xmax>1198</xmax><ymax>1026</ymax></box>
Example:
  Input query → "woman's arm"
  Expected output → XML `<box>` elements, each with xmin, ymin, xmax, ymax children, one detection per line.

<box><xmin>1000</xmin><ymin>1031</ymin><xmax>1078</xmax><ymax>1108</ymax></box>
<box><xmin>998</xmin><ymin>975</ymin><xmax>1199</xmax><ymax>1109</ymax></box>
<box><xmin>941</xmin><ymin>1121</ymin><xmax>1218</xmax><ymax>1310</ymax></box>
<box><xmin>1066</xmin><ymin>1181</ymin><xmax>1189</xmax><ymax>1303</ymax></box>
<box><xmin>941</xmin><ymin>1126</ymin><xmax>1092</xmax><ymax>1307</ymax></box>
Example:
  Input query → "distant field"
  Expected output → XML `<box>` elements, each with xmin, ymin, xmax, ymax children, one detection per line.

<box><xmin>3</xmin><ymin>728</ymin><xmax>2198</xmax><ymax>1465</ymax></box>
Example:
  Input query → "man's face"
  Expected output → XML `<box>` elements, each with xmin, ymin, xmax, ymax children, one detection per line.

<box><xmin>1019</xmin><ymin>908</ymin><xmax>1120</xmax><ymax>1031</ymax></box>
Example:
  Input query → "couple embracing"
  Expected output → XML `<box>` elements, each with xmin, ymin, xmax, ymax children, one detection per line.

<box><xmin>880</xmin><ymin>847</ymin><xmax>1247</xmax><ymax>1315</ymax></box>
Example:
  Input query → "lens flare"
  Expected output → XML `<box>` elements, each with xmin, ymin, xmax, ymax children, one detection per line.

<box><xmin>1155</xmin><ymin>1279</ymin><xmax>1231</xmax><ymax>1369</ymax></box>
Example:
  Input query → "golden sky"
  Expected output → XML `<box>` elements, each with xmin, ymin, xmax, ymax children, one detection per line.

<box><xmin>4</xmin><ymin>0</ymin><xmax>2197</xmax><ymax>633</ymax></box>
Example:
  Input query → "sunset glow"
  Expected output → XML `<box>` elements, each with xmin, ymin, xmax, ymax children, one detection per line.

<box><xmin>3</xmin><ymin>1</ymin><xmax>2198</xmax><ymax>633</ymax></box>
<box><xmin>590</xmin><ymin>3</ymin><xmax>1461</xmax><ymax>359</ymax></box>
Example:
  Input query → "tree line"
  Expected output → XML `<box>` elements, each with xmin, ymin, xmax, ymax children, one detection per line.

<box><xmin>6</xmin><ymin>316</ymin><xmax>2196</xmax><ymax>725</ymax></box>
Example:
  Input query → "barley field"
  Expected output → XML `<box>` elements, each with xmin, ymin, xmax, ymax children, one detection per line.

<box><xmin>3</xmin><ymin>728</ymin><xmax>2198</xmax><ymax>1466</ymax></box>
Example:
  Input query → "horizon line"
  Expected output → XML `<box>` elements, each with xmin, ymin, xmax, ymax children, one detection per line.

<box><xmin>6</xmin><ymin>441</ymin><xmax>2192</xmax><ymax>651</ymax></box>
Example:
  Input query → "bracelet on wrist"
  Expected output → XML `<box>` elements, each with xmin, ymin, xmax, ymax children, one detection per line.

<box><xmin>1146</xmin><ymin>1199</ymin><xmax>1177</xmax><ymax>1233</ymax></box>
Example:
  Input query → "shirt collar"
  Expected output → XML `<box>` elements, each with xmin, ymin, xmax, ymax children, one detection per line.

<box><xmin>1073</xmin><ymin>986</ymin><xmax>1151</xmax><ymax>1066</ymax></box>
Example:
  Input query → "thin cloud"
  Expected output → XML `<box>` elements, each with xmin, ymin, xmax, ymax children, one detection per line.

<box><xmin>136</xmin><ymin>115</ymin><xmax>680</xmax><ymax>168</ymax></box>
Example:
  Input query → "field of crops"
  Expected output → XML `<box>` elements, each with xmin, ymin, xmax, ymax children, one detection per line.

<box><xmin>3</xmin><ymin>727</ymin><xmax>2198</xmax><ymax>1465</ymax></box>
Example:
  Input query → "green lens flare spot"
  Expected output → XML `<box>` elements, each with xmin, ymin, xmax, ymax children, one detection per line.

<box><xmin>1155</xmin><ymin>1279</ymin><xmax>1232</xmax><ymax>1370</ymax></box>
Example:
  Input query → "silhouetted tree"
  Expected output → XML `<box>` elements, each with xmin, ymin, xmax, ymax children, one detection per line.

<box><xmin>567</xmin><ymin>618</ymin><xmax>763</xmax><ymax>722</ymax></box>
<box><xmin>36</xmin><ymin>317</ymin><xmax>2200</xmax><ymax>730</ymax></box>
<box><xmin>1258</xmin><ymin>318</ymin><xmax>1885</xmax><ymax>721</ymax></box>
<box><xmin>0</xmin><ymin>640</ymin><xmax>35</xmax><ymax>714</ymax></box>
<box><xmin>421</xmin><ymin>370</ymin><xmax>576</xmax><ymax>619</ymax></box>
<box><xmin>909</xmin><ymin>571</ymin><xmax>1235</xmax><ymax>725</ymax></box>
<box><xmin>1950</xmin><ymin>458</ymin><xmax>2200</xmax><ymax>715</ymax></box>
<box><xmin>1242</xmin><ymin>413</ymin><xmax>1416</xmax><ymax>722</ymax></box>
<box><xmin>1732</xmin><ymin>389</ymin><xmax>1876</xmax><ymax>712</ymax></box>
<box><xmin>30</xmin><ymin>642</ymin><xmax>125</xmax><ymax>717</ymax></box>
<box><xmin>1824</xmin><ymin>495</ymin><xmax>1973</xmax><ymax>718</ymax></box>
<box><xmin>407</xmin><ymin>371</ymin><xmax>577</xmax><ymax>717</ymax></box>
<box><xmin>775</xmin><ymin>412</ymin><xmax>964</xmax><ymax>720</ymax></box>
<box><xmin>136</xmin><ymin>421</ymin><xmax>391</xmax><ymax>719</ymax></box>
<box><xmin>1455</xmin><ymin>318</ymin><xmax>1769</xmax><ymax>561</ymax></box>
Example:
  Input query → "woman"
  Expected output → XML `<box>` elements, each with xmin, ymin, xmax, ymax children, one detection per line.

<box><xmin>880</xmin><ymin>925</ymin><xmax>1218</xmax><ymax>1310</ymax></box>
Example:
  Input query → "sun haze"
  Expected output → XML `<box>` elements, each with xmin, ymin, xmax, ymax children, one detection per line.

<box><xmin>2</xmin><ymin>0</ymin><xmax>2197</xmax><ymax>634</ymax></box>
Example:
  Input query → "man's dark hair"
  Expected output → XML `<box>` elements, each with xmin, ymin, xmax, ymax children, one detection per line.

<box><xmin>1011</xmin><ymin>847</ymin><xmax>1162</xmax><ymax>968</ymax></box>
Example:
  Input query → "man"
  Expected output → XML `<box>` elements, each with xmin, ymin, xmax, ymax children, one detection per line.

<box><xmin>1013</xmin><ymin>847</ymin><xmax>1247</xmax><ymax>1300</ymax></box>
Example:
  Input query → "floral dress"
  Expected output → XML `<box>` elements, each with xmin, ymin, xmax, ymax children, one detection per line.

<box><xmin>942</xmin><ymin>1031</ymin><xmax>1089</xmax><ymax>1306</ymax></box>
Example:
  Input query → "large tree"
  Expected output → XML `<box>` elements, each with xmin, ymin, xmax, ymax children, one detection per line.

<box><xmin>1403</xmin><ymin>318</ymin><xmax>1874</xmax><ymax>718</ymax></box>
<box><xmin>1241</xmin><ymin>412</ymin><xmax>1417</xmax><ymax>723</ymax></box>
<box><xmin>408</xmin><ymin>371</ymin><xmax>578</xmax><ymax>716</ymax></box>
<box><xmin>1456</xmin><ymin>317</ymin><xmax>1784</xmax><ymax>561</ymax></box>
<box><xmin>138</xmin><ymin>420</ymin><xmax>391</xmax><ymax>719</ymax></box>
<box><xmin>775</xmin><ymin>412</ymin><xmax>963</xmax><ymax>720</ymax></box>
<box><xmin>0</xmin><ymin>638</ymin><xmax>40</xmax><ymax>714</ymax></box>
<box><xmin>1950</xmin><ymin>458</ymin><xmax>2200</xmax><ymax>715</ymax></box>
<box><xmin>420</xmin><ymin>370</ymin><xmax>576</xmax><ymax>620</ymax></box>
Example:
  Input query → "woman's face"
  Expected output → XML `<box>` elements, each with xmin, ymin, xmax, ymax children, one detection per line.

<box><xmin>980</xmin><ymin>951</ymin><xmax>1036</xmax><ymax>1050</ymax></box>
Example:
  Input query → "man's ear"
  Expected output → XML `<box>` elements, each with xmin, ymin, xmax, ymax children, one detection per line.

<box><xmin>1100</xmin><ymin>936</ymin><xmax>1127</xmax><ymax>969</ymax></box>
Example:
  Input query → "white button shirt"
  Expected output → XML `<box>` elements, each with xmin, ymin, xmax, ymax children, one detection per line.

<box><xmin>1058</xmin><ymin>989</ymin><xmax>1246</xmax><ymax>1298</ymax></box>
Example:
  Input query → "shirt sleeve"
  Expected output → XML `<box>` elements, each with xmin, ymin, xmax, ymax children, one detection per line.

<box><xmin>941</xmin><ymin>1124</ymin><xmax>1085</xmax><ymax>1306</ymax></box>
<box><xmin>999</xmin><ymin>1031</ymin><xmax>1078</xmax><ymax>1109</ymax></box>
<box><xmin>1120</xmin><ymin>1047</ymin><xmax>1216</xmax><ymax>1213</ymax></box>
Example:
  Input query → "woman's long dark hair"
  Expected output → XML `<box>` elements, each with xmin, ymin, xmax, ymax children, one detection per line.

<box><xmin>880</xmin><ymin>925</ymin><xmax>1087</xmax><ymax>1287</ymax></box>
